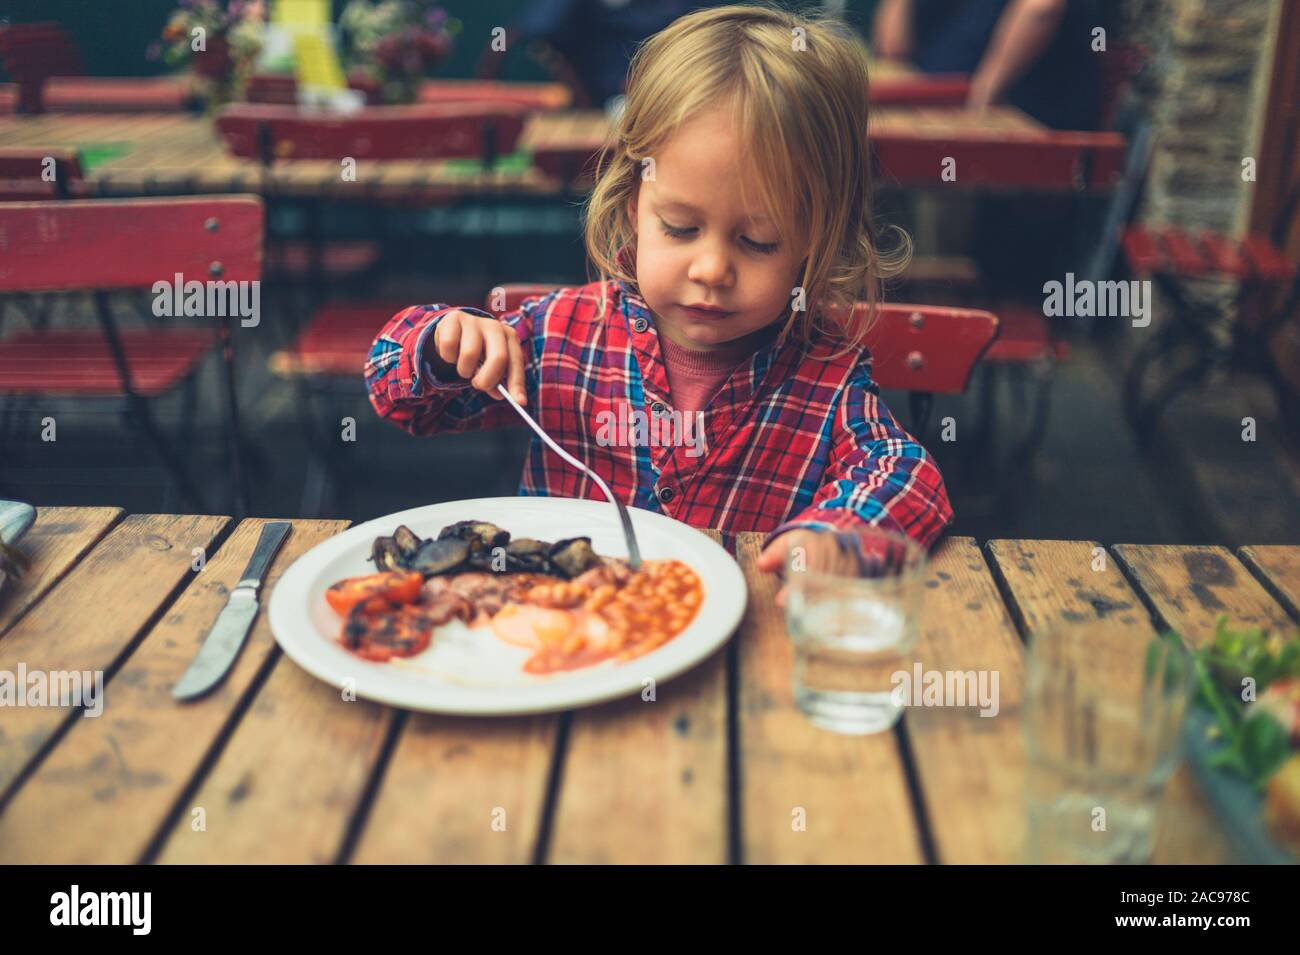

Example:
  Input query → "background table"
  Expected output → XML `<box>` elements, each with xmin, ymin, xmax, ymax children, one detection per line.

<box><xmin>0</xmin><ymin>507</ymin><xmax>1295</xmax><ymax>864</ymax></box>
<box><xmin>0</xmin><ymin>105</ymin><xmax>1102</xmax><ymax>201</ymax></box>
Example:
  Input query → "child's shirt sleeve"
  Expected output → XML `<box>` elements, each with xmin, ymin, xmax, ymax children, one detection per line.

<box><xmin>364</xmin><ymin>297</ymin><xmax>544</xmax><ymax>437</ymax></box>
<box><xmin>763</xmin><ymin>360</ymin><xmax>954</xmax><ymax>551</ymax></box>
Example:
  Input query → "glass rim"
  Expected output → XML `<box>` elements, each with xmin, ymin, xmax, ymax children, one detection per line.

<box><xmin>783</xmin><ymin>524</ymin><xmax>928</xmax><ymax>586</ymax></box>
<box><xmin>1024</xmin><ymin>615</ymin><xmax>1196</xmax><ymax>702</ymax></box>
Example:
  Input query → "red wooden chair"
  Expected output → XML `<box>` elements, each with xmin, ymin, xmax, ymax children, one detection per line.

<box><xmin>0</xmin><ymin>22</ymin><xmax>81</xmax><ymax>115</ymax></box>
<box><xmin>0</xmin><ymin>197</ymin><xmax>264</xmax><ymax>514</ymax></box>
<box><xmin>238</xmin><ymin>99</ymin><xmax>538</xmax><ymax>513</ymax></box>
<box><xmin>217</xmin><ymin>101</ymin><xmax>530</xmax><ymax>288</ymax></box>
<box><xmin>869</xmin><ymin>74</ymin><xmax>970</xmax><ymax>108</ymax></box>
<box><xmin>245</xmin><ymin>74</ymin><xmax>572</xmax><ymax>112</ymax></box>
<box><xmin>488</xmin><ymin>284</ymin><xmax>1000</xmax><ymax>435</ymax></box>
<box><xmin>215</xmin><ymin>102</ymin><xmax>529</xmax><ymax>162</ymax></box>
<box><xmin>0</xmin><ymin>150</ymin><xmax>87</xmax><ymax>337</ymax></box>
<box><xmin>873</xmin><ymin>130</ymin><xmax>1127</xmax><ymax>192</ymax></box>
<box><xmin>1121</xmin><ymin>221</ymin><xmax>1300</xmax><ymax>432</ymax></box>
<box><xmin>0</xmin><ymin>22</ymin><xmax>193</xmax><ymax>115</ymax></box>
<box><xmin>0</xmin><ymin>149</ymin><xmax>83</xmax><ymax>202</ymax></box>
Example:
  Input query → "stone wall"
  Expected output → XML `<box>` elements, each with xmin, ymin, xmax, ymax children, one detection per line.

<box><xmin>1118</xmin><ymin>0</ymin><xmax>1281</xmax><ymax>233</ymax></box>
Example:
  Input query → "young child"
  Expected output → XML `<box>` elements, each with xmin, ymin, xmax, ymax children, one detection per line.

<box><xmin>366</xmin><ymin>4</ymin><xmax>953</xmax><ymax>584</ymax></box>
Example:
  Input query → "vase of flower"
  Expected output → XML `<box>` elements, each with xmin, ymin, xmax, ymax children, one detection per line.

<box><xmin>339</xmin><ymin>1</ymin><xmax>458</xmax><ymax>106</ymax></box>
<box><xmin>150</xmin><ymin>0</ymin><xmax>267</xmax><ymax>112</ymax></box>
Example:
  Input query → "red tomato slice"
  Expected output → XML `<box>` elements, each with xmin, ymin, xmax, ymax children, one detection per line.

<box><xmin>325</xmin><ymin>571</ymin><xmax>424</xmax><ymax>616</ymax></box>
<box><xmin>340</xmin><ymin>597</ymin><xmax>437</xmax><ymax>662</ymax></box>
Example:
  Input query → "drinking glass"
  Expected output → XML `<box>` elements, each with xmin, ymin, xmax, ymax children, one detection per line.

<box><xmin>784</xmin><ymin>526</ymin><xmax>926</xmax><ymax>734</ymax></box>
<box><xmin>1024</xmin><ymin>620</ymin><xmax>1193</xmax><ymax>863</ymax></box>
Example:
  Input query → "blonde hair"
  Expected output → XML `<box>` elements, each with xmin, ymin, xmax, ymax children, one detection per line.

<box><xmin>584</xmin><ymin>2</ymin><xmax>910</xmax><ymax>356</ymax></box>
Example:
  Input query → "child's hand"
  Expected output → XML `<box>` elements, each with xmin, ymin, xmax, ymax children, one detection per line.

<box><xmin>758</xmin><ymin>527</ymin><xmax>892</xmax><ymax>608</ymax></box>
<box><xmin>426</xmin><ymin>309</ymin><xmax>527</xmax><ymax>406</ymax></box>
<box><xmin>756</xmin><ymin>528</ymin><xmax>839</xmax><ymax>609</ymax></box>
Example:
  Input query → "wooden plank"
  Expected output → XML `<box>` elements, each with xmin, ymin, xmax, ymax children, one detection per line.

<box><xmin>988</xmin><ymin>540</ymin><xmax>1237</xmax><ymax>864</ymax></box>
<box><xmin>546</xmin><ymin>531</ymin><xmax>729</xmax><ymax>864</ymax></box>
<box><xmin>154</xmin><ymin>537</ymin><xmax>405</xmax><ymax>863</ymax></box>
<box><xmin>0</xmin><ymin>506</ymin><xmax>121</xmax><ymax>639</ymax></box>
<box><xmin>155</xmin><ymin>664</ymin><xmax>394</xmax><ymax>864</ymax></box>
<box><xmin>1112</xmin><ymin>544</ymin><xmax>1295</xmax><ymax>645</ymax></box>
<box><xmin>0</xmin><ymin>518</ymin><xmax>348</xmax><ymax>864</ymax></box>
<box><xmin>350</xmin><ymin>713</ymin><xmax>558</xmax><ymax>864</ymax></box>
<box><xmin>734</xmin><ymin>532</ymin><xmax>924</xmax><ymax>864</ymax></box>
<box><xmin>903</xmin><ymin>537</ymin><xmax>1027</xmax><ymax>863</ymax></box>
<box><xmin>546</xmin><ymin>655</ymin><xmax>727</xmax><ymax>863</ymax></box>
<box><xmin>1238</xmin><ymin>546</ymin><xmax>1300</xmax><ymax>621</ymax></box>
<box><xmin>0</xmin><ymin>514</ymin><xmax>228</xmax><ymax>797</ymax></box>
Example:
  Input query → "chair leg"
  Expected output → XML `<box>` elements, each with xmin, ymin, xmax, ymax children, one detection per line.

<box><xmin>217</xmin><ymin>326</ymin><xmax>250</xmax><ymax>518</ymax></box>
<box><xmin>177</xmin><ymin>372</ymin><xmax>200</xmax><ymax>463</ymax></box>
<box><xmin>960</xmin><ymin>364</ymin><xmax>998</xmax><ymax>479</ymax></box>
<box><xmin>293</xmin><ymin>378</ymin><xmax>343</xmax><ymax>518</ymax></box>
<box><xmin>908</xmin><ymin>392</ymin><xmax>934</xmax><ymax>438</ymax></box>
<box><xmin>1124</xmin><ymin>321</ymin><xmax>1214</xmax><ymax>439</ymax></box>
<box><xmin>0</xmin><ymin>398</ymin><xmax>24</xmax><ymax>496</ymax></box>
<box><xmin>1004</xmin><ymin>359</ymin><xmax>1055</xmax><ymax>469</ymax></box>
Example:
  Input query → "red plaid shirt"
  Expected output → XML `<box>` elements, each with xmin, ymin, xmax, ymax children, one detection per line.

<box><xmin>365</xmin><ymin>280</ymin><xmax>953</xmax><ymax>553</ymax></box>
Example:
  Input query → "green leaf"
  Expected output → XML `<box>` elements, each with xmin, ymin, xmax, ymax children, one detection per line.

<box><xmin>1238</xmin><ymin>711</ymin><xmax>1291</xmax><ymax>789</ymax></box>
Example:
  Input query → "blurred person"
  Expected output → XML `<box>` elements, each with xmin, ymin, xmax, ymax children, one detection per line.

<box><xmin>500</xmin><ymin>0</ymin><xmax>722</xmax><ymax>109</ymax></box>
<box><xmin>873</xmin><ymin>0</ymin><xmax>1100</xmax><ymax>130</ymax></box>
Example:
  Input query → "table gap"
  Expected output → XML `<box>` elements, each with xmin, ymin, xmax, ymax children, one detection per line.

<box><xmin>334</xmin><ymin>709</ymin><xmax>411</xmax><ymax>865</ymax></box>
<box><xmin>1236</xmin><ymin>549</ymin><xmax>1300</xmax><ymax>622</ymax></box>
<box><xmin>980</xmin><ymin>539</ymin><xmax>1034</xmax><ymax>645</ymax></box>
<box><xmin>137</xmin><ymin>642</ymin><xmax>286</xmax><ymax>864</ymax></box>
<box><xmin>893</xmin><ymin>716</ymin><xmax>940</xmax><ymax>865</ymax></box>
<box><xmin>531</xmin><ymin>710</ymin><xmax>573</xmax><ymax>865</ymax></box>
<box><xmin>0</xmin><ymin>508</ymin><xmax>125</xmax><ymax>642</ymax></box>
<box><xmin>725</xmin><ymin>633</ymin><xmax>741</xmax><ymax>866</ymax></box>
<box><xmin>1107</xmin><ymin>545</ymin><xmax>1183</xmax><ymax>634</ymax></box>
<box><xmin>0</xmin><ymin>515</ymin><xmax>240</xmax><ymax>813</ymax></box>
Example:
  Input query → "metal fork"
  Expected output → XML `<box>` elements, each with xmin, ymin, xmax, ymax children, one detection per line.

<box><xmin>494</xmin><ymin>384</ymin><xmax>642</xmax><ymax>570</ymax></box>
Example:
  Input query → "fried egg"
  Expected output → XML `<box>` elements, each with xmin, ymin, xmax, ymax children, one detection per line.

<box><xmin>490</xmin><ymin>603</ymin><xmax>613</xmax><ymax>651</ymax></box>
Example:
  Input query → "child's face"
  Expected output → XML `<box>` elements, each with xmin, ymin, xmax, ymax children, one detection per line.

<box><xmin>628</xmin><ymin>106</ymin><xmax>805</xmax><ymax>351</ymax></box>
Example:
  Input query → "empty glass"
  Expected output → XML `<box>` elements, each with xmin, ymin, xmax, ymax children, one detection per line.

<box><xmin>1024</xmin><ymin>620</ymin><xmax>1193</xmax><ymax>863</ymax></box>
<box><xmin>784</xmin><ymin>526</ymin><xmax>926</xmax><ymax>735</ymax></box>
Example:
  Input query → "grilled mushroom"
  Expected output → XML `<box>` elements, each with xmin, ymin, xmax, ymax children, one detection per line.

<box><xmin>437</xmin><ymin>520</ymin><xmax>510</xmax><ymax>555</ymax></box>
<box><xmin>392</xmin><ymin>524</ymin><xmax>423</xmax><ymax>559</ymax></box>
<box><xmin>405</xmin><ymin>537</ymin><xmax>471</xmax><ymax>576</ymax></box>
<box><xmin>504</xmin><ymin>538</ymin><xmax>553</xmax><ymax>574</ymax></box>
<box><xmin>371</xmin><ymin>536</ymin><xmax>407</xmax><ymax>573</ymax></box>
<box><xmin>547</xmin><ymin>537</ymin><xmax>602</xmax><ymax>579</ymax></box>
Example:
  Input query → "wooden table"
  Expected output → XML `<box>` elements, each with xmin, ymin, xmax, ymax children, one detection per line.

<box><xmin>1</xmin><ymin>507</ymin><xmax>1295</xmax><ymax>864</ymax></box>
<box><xmin>0</xmin><ymin>111</ymin><xmax>562</xmax><ymax>202</ymax></box>
<box><xmin>0</xmin><ymin>105</ymin><xmax>1120</xmax><ymax>200</ymax></box>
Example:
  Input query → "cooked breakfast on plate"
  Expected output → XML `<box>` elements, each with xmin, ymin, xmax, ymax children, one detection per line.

<box><xmin>324</xmin><ymin>520</ymin><xmax>701</xmax><ymax>674</ymax></box>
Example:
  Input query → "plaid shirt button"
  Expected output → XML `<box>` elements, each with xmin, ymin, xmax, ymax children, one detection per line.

<box><xmin>657</xmin><ymin>486</ymin><xmax>675</xmax><ymax>503</ymax></box>
<box><xmin>650</xmin><ymin>400</ymin><xmax>666</xmax><ymax>415</ymax></box>
<box><xmin>632</xmin><ymin>317</ymin><xmax>649</xmax><ymax>333</ymax></box>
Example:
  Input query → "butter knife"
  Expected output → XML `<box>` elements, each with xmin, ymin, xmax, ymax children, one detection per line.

<box><xmin>172</xmin><ymin>521</ymin><xmax>292</xmax><ymax>701</ymax></box>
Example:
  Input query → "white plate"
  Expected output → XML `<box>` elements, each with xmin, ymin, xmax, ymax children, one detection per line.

<box><xmin>268</xmin><ymin>497</ymin><xmax>747</xmax><ymax>715</ymax></box>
